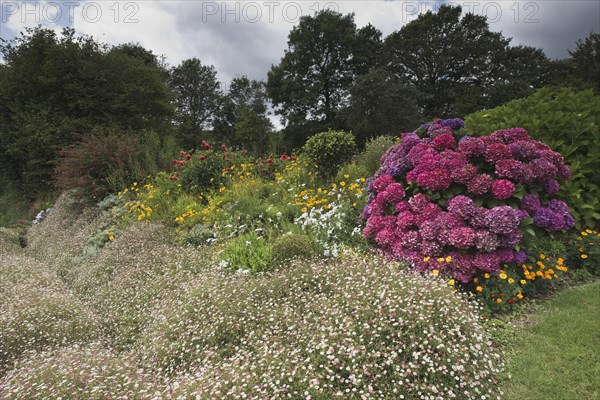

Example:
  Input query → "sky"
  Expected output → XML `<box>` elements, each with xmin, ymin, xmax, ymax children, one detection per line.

<box><xmin>1</xmin><ymin>0</ymin><xmax>599</xmax><ymax>86</ymax></box>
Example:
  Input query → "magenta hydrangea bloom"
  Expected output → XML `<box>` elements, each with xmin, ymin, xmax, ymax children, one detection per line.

<box><xmin>372</xmin><ymin>174</ymin><xmax>395</xmax><ymax>192</ymax></box>
<box><xmin>383</xmin><ymin>182</ymin><xmax>405</xmax><ymax>203</ymax></box>
<box><xmin>450</xmin><ymin>164</ymin><xmax>478</xmax><ymax>184</ymax></box>
<box><xmin>495</xmin><ymin>159</ymin><xmax>526</xmax><ymax>181</ymax></box>
<box><xmin>432</xmin><ymin>133</ymin><xmax>456</xmax><ymax>150</ymax></box>
<box><xmin>467</xmin><ymin>174</ymin><xmax>493</xmax><ymax>195</ymax></box>
<box><xmin>448</xmin><ymin>227</ymin><xmax>476</xmax><ymax>249</ymax></box>
<box><xmin>491</xmin><ymin>179</ymin><xmax>516</xmax><ymax>200</ymax></box>
<box><xmin>458</xmin><ymin>137</ymin><xmax>486</xmax><ymax>157</ymax></box>
<box><xmin>416</xmin><ymin>169</ymin><xmax>452</xmax><ymax>191</ymax></box>
<box><xmin>484</xmin><ymin>143</ymin><xmax>513</xmax><ymax>163</ymax></box>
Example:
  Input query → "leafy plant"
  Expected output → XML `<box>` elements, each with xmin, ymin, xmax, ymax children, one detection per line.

<box><xmin>221</xmin><ymin>231</ymin><xmax>272</xmax><ymax>273</ymax></box>
<box><xmin>271</xmin><ymin>233</ymin><xmax>316</xmax><ymax>266</ymax></box>
<box><xmin>302</xmin><ymin>130</ymin><xmax>357</xmax><ymax>178</ymax></box>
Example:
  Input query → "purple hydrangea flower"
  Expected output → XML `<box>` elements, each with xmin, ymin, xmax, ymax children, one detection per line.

<box><xmin>520</xmin><ymin>194</ymin><xmax>541</xmax><ymax>214</ymax></box>
<box><xmin>447</xmin><ymin>195</ymin><xmax>477</xmax><ymax>221</ymax></box>
<box><xmin>440</xmin><ymin>118</ymin><xmax>465</xmax><ymax>130</ymax></box>
<box><xmin>514</xmin><ymin>250</ymin><xmax>527</xmax><ymax>264</ymax></box>
<box><xmin>484</xmin><ymin>206</ymin><xmax>520</xmax><ymax>235</ymax></box>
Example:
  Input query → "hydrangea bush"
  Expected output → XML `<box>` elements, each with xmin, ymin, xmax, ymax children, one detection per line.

<box><xmin>362</xmin><ymin>118</ymin><xmax>574</xmax><ymax>283</ymax></box>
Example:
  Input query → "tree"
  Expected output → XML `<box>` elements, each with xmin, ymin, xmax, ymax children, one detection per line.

<box><xmin>214</xmin><ymin>76</ymin><xmax>273</xmax><ymax>154</ymax></box>
<box><xmin>0</xmin><ymin>26</ymin><xmax>174</xmax><ymax>197</ymax></box>
<box><xmin>568</xmin><ymin>32</ymin><xmax>600</xmax><ymax>92</ymax></box>
<box><xmin>169</xmin><ymin>58</ymin><xmax>222</xmax><ymax>147</ymax></box>
<box><xmin>340</xmin><ymin>68</ymin><xmax>422</xmax><ymax>146</ymax></box>
<box><xmin>267</xmin><ymin>10</ymin><xmax>382</xmax><ymax>144</ymax></box>
<box><xmin>384</xmin><ymin>5</ymin><xmax>549</xmax><ymax>118</ymax></box>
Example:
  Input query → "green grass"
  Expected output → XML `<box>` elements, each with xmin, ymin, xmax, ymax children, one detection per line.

<box><xmin>504</xmin><ymin>280</ymin><xmax>600</xmax><ymax>400</ymax></box>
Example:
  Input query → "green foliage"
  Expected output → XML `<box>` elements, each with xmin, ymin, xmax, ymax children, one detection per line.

<box><xmin>177</xmin><ymin>148</ymin><xmax>229</xmax><ymax>192</ymax></box>
<box><xmin>0</xmin><ymin>27</ymin><xmax>174</xmax><ymax>198</ymax></box>
<box><xmin>384</xmin><ymin>5</ymin><xmax>550</xmax><ymax>117</ymax></box>
<box><xmin>354</xmin><ymin>134</ymin><xmax>400</xmax><ymax>177</ymax></box>
<box><xmin>566</xmin><ymin>228</ymin><xmax>600</xmax><ymax>276</ymax></box>
<box><xmin>271</xmin><ymin>233</ymin><xmax>316</xmax><ymax>266</ymax></box>
<box><xmin>221</xmin><ymin>231</ymin><xmax>272</xmax><ymax>273</ymax></box>
<box><xmin>465</xmin><ymin>87</ymin><xmax>600</xmax><ymax>227</ymax></box>
<box><xmin>341</xmin><ymin>68</ymin><xmax>422</xmax><ymax>145</ymax></box>
<box><xmin>214</xmin><ymin>76</ymin><xmax>274</xmax><ymax>155</ymax></box>
<box><xmin>54</xmin><ymin>130</ymin><xmax>176</xmax><ymax>200</ymax></box>
<box><xmin>302</xmin><ymin>130</ymin><xmax>357</xmax><ymax>178</ymax></box>
<box><xmin>567</xmin><ymin>32</ymin><xmax>600</xmax><ymax>93</ymax></box>
<box><xmin>169</xmin><ymin>58</ymin><xmax>221</xmax><ymax>147</ymax></box>
<box><xmin>267</xmin><ymin>10</ymin><xmax>381</xmax><ymax>142</ymax></box>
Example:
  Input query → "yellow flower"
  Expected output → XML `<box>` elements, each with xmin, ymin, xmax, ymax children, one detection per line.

<box><xmin>344</xmin><ymin>174</ymin><xmax>350</xmax><ymax>179</ymax></box>
<box><xmin>448</xmin><ymin>279</ymin><xmax>455</xmax><ymax>286</ymax></box>
<box><xmin>581</xmin><ymin>231</ymin><xmax>588</xmax><ymax>236</ymax></box>
<box><xmin>340</xmin><ymin>181</ymin><xmax>346</xmax><ymax>187</ymax></box>
<box><xmin>423</xmin><ymin>256</ymin><xmax>431</xmax><ymax>262</ymax></box>
<box><xmin>499</xmin><ymin>272</ymin><xmax>507</xmax><ymax>280</ymax></box>
<box><xmin>557</xmin><ymin>257</ymin><xmax>564</xmax><ymax>265</ymax></box>
<box><xmin>579</xmin><ymin>247</ymin><xmax>584</xmax><ymax>252</ymax></box>
<box><xmin>476</xmin><ymin>286</ymin><xmax>483</xmax><ymax>292</ymax></box>
<box><xmin>108</xmin><ymin>235</ymin><xmax>114</xmax><ymax>241</ymax></box>
<box><xmin>436</xmin><ymin>257</ymin><xmax>445</xmax><ymax>263</ymax></box>
<box><xmin>520</xmin><ymin>279</ymin><xmax>527</xmax><ymax>285</ymax></box>
<box><xmin>496</xmin><ymin>298</ymin><xmax>503</xmax><ymax>303</ymax></box>
<box><xmin>539</xmin><ymin>253</ymin><xmax>545</xmax><ymax>259</ymax></box>
<box><xmin>360</xmin><ymin>177</ymin><xmax>366</xmax><ymax>182</ymax></box>
<box><xmin>517</xmin><ymin>293</ymin><xmax>523</xmax><ymax>299</ymax></box>
<box><xmin>445</xmin><ymin>255</ymin><xmax>452</xmax><ymax>263</ymax></box>
<box><xmin>586</xmin><ymin>229</ymin><xmax>592</xmax><ymax>234</ymax></box>
<box><xmin>484</xmin><ymin>273</ymin><xmax>490</xmax><ymax>279</ymax></box>
<box><xmin>473</xmin><ymin>277</ymin><xmax>479</xmax><ymax>283</ymax></box>
<box><xmin>508</xmin><ymin>278</ymin><xmax>515</xmax><ymax>284</ymax></box>
<box><xmin>581</xmin><ymin>254</ymin><xmax>588</xmax><ymax>259</ymax></box>
<box><xmin>432</xmin><ymin>269</ymin><xmax>440</xmax><ymax>275</ymax></box>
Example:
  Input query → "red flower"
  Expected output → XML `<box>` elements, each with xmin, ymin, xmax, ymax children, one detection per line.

<box><xmin>185</xmin><ymin>154</ymin><xmax>191</xmax><ymax>160</ymax></box>
<box><xmin>242</xmin><ymin>151</ymin><xmax>248</xmax><ymax>157</ymax></box>
<box><xmin>179</xmin><ymin>151</ymin><xmax>185</xmax><ymax>158</ymax></box>
<box><xmin>280</xmin><ymin>154</ymin><xmax>289</xmax><ymax>160</ymax></box>
<box><xmin>199</xmin><ymin>155</ymin><xmax>206</xmax><ymax>161</ymax></box>
<box><xmin>221</xmin><ymin>144</ymin><xmax>227</xmax><ymax>152</ymax></box>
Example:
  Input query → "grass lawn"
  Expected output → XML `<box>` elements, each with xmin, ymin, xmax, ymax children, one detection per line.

<box><xmin>503</xmin><ymin>280</ymin><xmax>600</xmax><ymax>400</ymax></box>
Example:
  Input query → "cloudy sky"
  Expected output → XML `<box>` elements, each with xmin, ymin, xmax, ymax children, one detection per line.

<box><xmin>1</xmin><ymin>0</ymin><xmax>599</xmax><ymax>85</ymax></box>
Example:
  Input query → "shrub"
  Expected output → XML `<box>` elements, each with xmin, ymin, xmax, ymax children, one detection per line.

<box><xmin>220</xmin><ymin>231</ymin><xmax>272</xmax><ymax>273</ymax></box>
<box><xmin>143</xmin><ymin>252</ymin><xmax>503</xmax><ymax>399</ymax></box>
<box><xmin>465</xmin><ymin>87</ymin><xmax>600</xmax><ymax>228</ymax></box>
<box><xmin>302</xmin><ymin>130</ymin><xmax>357</xmax><ymax>178</ymax></box>
<box><xmin>271</xmin><ymin>233</ymin><xmax>316</xmax><ymax>266</ymax></box>
<box><xmin>362</xmin><ymin>118</ymin><xmax>575</xmax><ymax>309</ymax></box>
<box><xmin>54</xmin><ymin>131</ymin><xmax>168</xmax><ymax>200</ymax></box>
<box><xmin>355</xmin><ymin>134</ymin><xmax>400</xmax><ymax>177</ymax></box>
<box><xmin>0</xmin><ymin>344</ymin><xmax>160</xmax><ymax>399</ymax></box>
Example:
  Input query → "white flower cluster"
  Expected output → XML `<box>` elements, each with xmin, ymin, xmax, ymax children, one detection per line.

<box><xmin>140</xmin><ymin>252</ymin><xmax>504</xmax><ymax>399</ymax></box>
<box><xmin>294</xmin><ymin>202</ymin><xmax>347</xmax><ymax>257</ymax></box>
